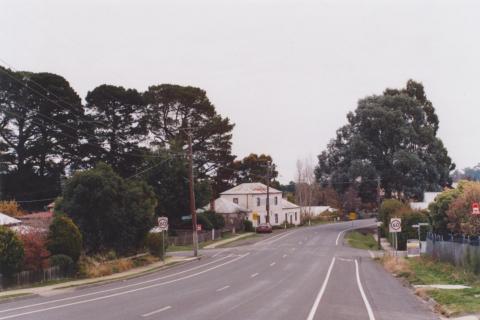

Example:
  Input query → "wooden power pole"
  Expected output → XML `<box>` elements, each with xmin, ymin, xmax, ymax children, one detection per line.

<box><xmin>186</xmin><ymin>128</ymin><xmax>199</xmax><ymax>257</ymax></box>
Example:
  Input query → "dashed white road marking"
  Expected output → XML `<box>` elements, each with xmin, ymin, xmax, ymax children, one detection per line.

<box><xmin>306</xmin><ymin>257</ymin><xmax>336</xmax><ymax>320</ymax></box>
<box><xmin>141</xmin><ymin>306</ymin><xmax>172</xmax><ymax>317</ymax></box>
<box><xmin>0</xmin><ymin>254</ymin><xmax>233</xmax><ymax>315</ymax></box>
<box><xmin>282</xmin><ymin>254</ymin><xmax>287</xmax><ymax>258</ymax></box>
<box><xmin>0</xmin><ymin>253</ymin><xmax>250</xmax><ymax>320</ymax></box>
<box><xmin>216</xmin><ymin>285</ymin><xmax>230</xmax><ymax>292</ymax></box>
<box><xmin>355</xmin><ymin>259</ymin><xmax>376</xmax><ymax>320</ymax></box>
<box><xmin>337</xmin><ymin>257</ymin><xmax>354</xmax><ymax>262</ymax></box>
<box><xmin>270</xmin><ymin>262</ymin><xmax>276</xmax><ymax>267</ymax></box>
<box><xmin>250</xmin><ymin>273</ymin><xmax>259</xmax><ymax>278</ymax></box>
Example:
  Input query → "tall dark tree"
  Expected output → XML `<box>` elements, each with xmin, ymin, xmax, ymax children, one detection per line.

<box><xmin>230</xmin><ymin>153</ymin><xmax>280</xmax><ymax>188</ymax></box>
<box><xmin>143</xmin><ymin>84</ymin><xmax>235</xmax><ymax>195</ymax></box>
<box><xmin>85</xmin><ymin>85</ymin><xmax>148</xmax><ymax>177</ymax></box>
<box><xmin>316</xmin><ymin>80</ymin><xmax>454</xmax><ymax>202</ymax></box>
<box><xmin>0</xmin><ymin>67</ymin><xmax>85</xmax><ymax>208</ymax></box>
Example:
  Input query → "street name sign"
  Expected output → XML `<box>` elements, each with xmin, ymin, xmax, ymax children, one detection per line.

<box><xmin>389</xmin><ymin>218</ymin><xmax>402</xmax><ymax>233</ymax></box>
<box><xmin>157</xmin><ymin>217</ymin><xmax>169</xmax><ymax>231</ymax></box>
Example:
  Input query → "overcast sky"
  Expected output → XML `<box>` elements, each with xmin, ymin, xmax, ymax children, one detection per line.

<box><xmin>1</xmin><ymin>0</ymin><xmax>479</xmax><ymax>183</ymax></box>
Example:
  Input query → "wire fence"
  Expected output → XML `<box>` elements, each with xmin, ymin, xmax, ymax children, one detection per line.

<box><xmin>426</xmin><ymin>232</ymin><xmax>480</xmax><ymax>274</ymax></box>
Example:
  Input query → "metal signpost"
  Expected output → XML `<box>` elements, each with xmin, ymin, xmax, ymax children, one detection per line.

<box><xmin>389</xmin><ymin>218</ymin><xmax>401</xmax><ymax>258</ymax></box>
<box><xmin>472</xmin><ymin>203</ymin><xmax>480</xmax><ymax>215</ymax></box>
<box><xmin>158</xmin><ymin>217</ymin><xmax>168</xmax><ymax>260</ymax></box>
<box><xmin>376</xmin><ymin>221</ymin><xmax>383</xmax><ymax>250</ymax></box>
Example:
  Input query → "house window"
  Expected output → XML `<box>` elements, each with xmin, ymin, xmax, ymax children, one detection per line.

<box><xmin>275</xmin><ymin>214</ymin><xmax>278</xmax><ymax>223</ymax></box>
<box><xmin>233</xmin><ymin>198</ymin><xmax>238</xmax><ymax>204</ymax></box>
<box><xmin>295</xmin><ymin>212</ymin><xmax>298</xmax><ymax>221</ymax></box>
<box><xmin>256</xmin><ymin>197</ymin><xmax>261</xmax><ymax>206</ymax></box>
<box><xmin>274</xmin><ymin>197</ymin><xmax>278</xmax><ymax>205</ymax></box>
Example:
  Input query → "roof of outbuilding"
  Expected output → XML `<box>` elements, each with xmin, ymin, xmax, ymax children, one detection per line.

<box><xmin>0</xmin><ymin>212</ymin><xmax>22</xmax><ymax>226</ymax></box>
<box><xmin>200</xmin><ymin>198</ymin><xmax>250</xmax><ymax>214</ymax></box>
<box><xmin>281</xmin><ymin>198</ymin><xmax>300</xmax><ymax>209</ymax></box>
<box><xmin>220</xmin><ymin>183</ymin><xmax>282</xmax><ymax>195</ymax></box>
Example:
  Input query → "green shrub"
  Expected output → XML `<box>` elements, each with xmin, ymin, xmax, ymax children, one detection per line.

<box><xmin>146</xmin><ymin>232</ymin><xmax>167</xmax><ymax>258</ymax></box>
<box><xmin>243</xmin><ymin>219</ymin><xmax>254</xmax><ymax>232</ymax></box>
<box><xmin>204</xmin><ymin>211</ymin><xmax>225</xmax><ymax>230</ymax></box>
<box><xmin>0</xmin><ymin>226</ymin><xmax>24</xmax><ymax>276</ymax></box>
<box><xmin>47</xmin><ymin>216</ymin><xmax>83</xmax><ymax>262</ymax></box>
<box><xmin>196</xmin><ymin>213</ymin><xmax>214</xmax><ymax>230</ymax></box>
<box><xmin>50</xmin><ymin>254</ymin><xmax>74</xmax><ymax>270</ymax></box>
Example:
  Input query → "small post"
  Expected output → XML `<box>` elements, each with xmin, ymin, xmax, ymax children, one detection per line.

<box><xmin>161</xmin><ymin>230</ymin><xmax>165</xmax><ymax>262</ymax></box>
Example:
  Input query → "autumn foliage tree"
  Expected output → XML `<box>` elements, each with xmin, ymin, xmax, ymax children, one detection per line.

<box><xmin>446</xmin><ymin>181</ymin><xmax>480</xmax><ymax>236</ymax></box>
<box><xmin>0</xmin><ymin>200</ymin><xmax>25</xmax><ymax>217</ymax></box>
<box><xmin>19</xmin><ymin>231</ymin><xmax>50</xmax><ymax>271</ymax></box>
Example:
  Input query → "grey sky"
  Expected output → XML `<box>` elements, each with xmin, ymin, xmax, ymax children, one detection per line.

<box><xmin>1</xmin><ymin>0</ymin><xmax>479</xmax><ymax>183</ymax></box>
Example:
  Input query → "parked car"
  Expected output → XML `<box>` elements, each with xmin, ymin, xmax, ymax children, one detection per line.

<box><xmin>256</xmin><ymin>223</ymin><xmax>272</xmax><ymax>233</ymax></box>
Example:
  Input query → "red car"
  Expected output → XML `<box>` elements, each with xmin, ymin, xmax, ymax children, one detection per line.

<box><xmin>256</xmin><ymin>223</ymin><xmax>273</xmax><ymax>233</ymax></box>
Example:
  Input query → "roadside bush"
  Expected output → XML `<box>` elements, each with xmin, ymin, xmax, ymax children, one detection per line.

<box><xmin>390</xmin><ymin>207</ymin><xmax>428</xmax><ymax>250</ymax></box>
<box><xmin>196</xmin><ymin>213</ymin><xmax>214</xmax><ymax>230</ymax></box>
<box><xmin>0</xmin><ymin>226</ymin><xmax>24</xmax><ymax>276</ymax></box>
<box><xmin>146</xmin><ymin>232</ymin><xmax>167</xmax><ymax>258</ymax></box>
<box><xmin>47</xmin><ymin>216</ymin><xmax>83</xmax><ymax>262</ymax></box>
<box><xmin>243</xmin><ymin>219</ymin><xmax>254</xmax><ymax>232</ymax></box>
<box><xmin>18</xmin><ymin>230</ymin><xmax>50</xmax><ymax>271</ymax></box>
<box><xmin>379</xmin><ymin>199</ymin><xmax>406</xmax><ymax>236</ymax></box>
<box><xmin>50</xmin><ymin>254</ymin><xmax>74</xmax><ymax>270</ymax></box>
<box><xmin>446</xmin><ymin>181</ymin><xmax>480</xmax><ymax>236</ymax></box>
<box><xmin>0</xmin><ymin>200</ymin><xmax>26</xmax><ymax>217</ymax></box>
<box><xmin>203</xmin><ymin>211</ymin><xmax>225</xmax><ymax>230</ymax></box>
<box><xmin>57</xmin><ymin>163</ymin><xmax>157</xmax><ymax>254</ymax></box>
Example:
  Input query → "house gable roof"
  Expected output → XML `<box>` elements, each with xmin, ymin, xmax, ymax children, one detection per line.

<box><xmin>281</xmin><ymin>198</ymin><xmax>300</xmax><ymax>210</ymax></box>
<box><xmin>220</xmin><ymin>182</ymin><xmax>282</xmax><ymax>195</ymax></box>
<box><xmin>202</xmin><ymin>198</ymin><xmax>250</xmax><ymax>214</ymax></box>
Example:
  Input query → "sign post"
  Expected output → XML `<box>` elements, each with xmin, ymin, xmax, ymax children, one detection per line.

<box><xmin>389</xmin><ymin>218</ymin><xmax>402</xmax><ymax>259</ymax></box>
<box><xmin>157</xmin><ymin>217</ymin><xmax>169</xmax><ymax>261</ymax></box>
<box><xmin>472</xmin><ymin>203</ymin><xmax>479</xmax><ymax>215</ymax></box>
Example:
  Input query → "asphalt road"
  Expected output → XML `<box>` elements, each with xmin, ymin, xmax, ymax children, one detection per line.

<box><xmin>0</xmin><ymin>219</ymin><xmax>438</xmax><ymax>320</ymax></box>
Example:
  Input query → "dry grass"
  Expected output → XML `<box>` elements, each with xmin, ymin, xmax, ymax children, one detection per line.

<box><xmin>79</xmin><ymin>254</ymin><xmax>159</xmax><ymax>278</ymax></box>
<box><xmin>381</xmin><ymin>255</ymin><xmax>412</xmax><ymax>277</ymax></box>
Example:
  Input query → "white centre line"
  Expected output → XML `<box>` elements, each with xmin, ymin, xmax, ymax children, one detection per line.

<box><xmin>270</xmin><ymin>262</ymin><xmax>276</xmax><ymax>267</ymax></box>
<box><xmin>216</xmin><ymin>285</ymin><xmax>230</xmax><ymax>292</ymax></box>
<box><xmin>141</xmin><ymin>306</ymin><xmax>172</xmax><ymax>317</ymax></box>
<box><xmin>250</xmin><ymin>273</ymin><xmax>259</xmax><ymax>278</ymax></box>
<box><xmin>282</xmin><ymin>254</ymin><xmax>287</xmax><ymax>258</ymax></box>
<box><xmin>306</xmin><ymin>257</ymin><xmax>336</xmax><ymax>320</ymax></box>
<box><xmin>355</xmin><ymin>259</ymin><xmax>376</xmax><ymax>320</ymax></box>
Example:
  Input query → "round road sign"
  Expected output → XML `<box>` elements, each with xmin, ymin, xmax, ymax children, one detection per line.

<box><xmin>389</xmin><ymin>218</ymin><xmax>402</xmax><ymax>233</ymax></box>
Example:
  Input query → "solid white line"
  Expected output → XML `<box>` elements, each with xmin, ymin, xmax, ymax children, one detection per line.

<box><xmin>216</xmin><ymin>285</ymin><xmax>230</xmax><ymax>292</ymax></box>
<box><xmin>141</xmin><ymin>306</ymin><xmax>172</xmax><ymax>317</ymax></box>
<box><xmin>335</xmin><ymin>223</ymin><xmax>378</xmax><ymax>246</ymax></box>
<box><xmin>355</xmin><ymin>259</ymin><xmax>376</xmax><ymax>320</ymax></box>
<box><xmin>368</xmin><ymin>250</ymin><xmax>375</xmax><ymax>259</ymax></box>
<box><xmin>0</xmin><ymin>253</ymin><xmax>250</xmax><ymax>320</ymax></box>
<box><xmin>306</xmin><ymin>257</ymin><xmax>336</xmax><ymax>320</ymax></box>
<box><xmin>0</xmin><ymin>255</ymin><xmax>234</xmax><ymax>314</ymax></box>
<box><xmin>250</xmin><ymin>273</ymin><xmax>259</xmax><ymax>278</ymax></box>
<box><xmin>270</xmin><ymin>262</ymin><xmax>276</xmax><ymax>267</ymax></box>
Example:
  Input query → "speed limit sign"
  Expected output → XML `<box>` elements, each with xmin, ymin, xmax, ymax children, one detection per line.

<box><xmin>389</xmin><ymin>218</ymin><xmax>402</xmax><ymax>233</ymax></box>
<box><xmin>157</xmin><ymin>217</ymin><xmax>169</xmax><ymax>231</ymax></box>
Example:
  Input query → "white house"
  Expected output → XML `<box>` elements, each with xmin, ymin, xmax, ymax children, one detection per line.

<box><xmin>410</xmin><ymin>192</ymin><xmax>441</xmax><ymax>210</ymax></box>
<box><xmin>281</xmin><ymin>199</ymin><xmax>301</xmax><ymax>226</ymax></box>
<box><xmin>219</xmin><ymin>183</ymin><xmax>301</xmax><ymax>227</ymax></box>
<box><xmin>199</xmin><ymin>197</ymin><xmax>250</xmax><ymax>230</ymax></box>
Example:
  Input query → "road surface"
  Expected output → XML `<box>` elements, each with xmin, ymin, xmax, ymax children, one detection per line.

<box><xmin>0</xmin><ymin>219</ymin><xmax>437</xmax><ymax>320</ymax></box>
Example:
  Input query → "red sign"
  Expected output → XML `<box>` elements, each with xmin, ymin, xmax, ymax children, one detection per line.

<box><xmin>196</xmin><ymin>224</ymin><xmax>202</xmax><ymax>231</ymax></box>
<box><xmin>473</xmin><ymin>203</ymin><xmax>480</xmax><ymax>215</ymax></box>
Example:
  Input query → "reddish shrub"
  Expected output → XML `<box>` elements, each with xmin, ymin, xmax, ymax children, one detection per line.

<box><xmin>19</xmin><ymin>231</ymin><xmax>50</xmax><ymax>271</ymax></box>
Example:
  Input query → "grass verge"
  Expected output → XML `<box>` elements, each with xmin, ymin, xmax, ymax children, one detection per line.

<box><xmin>345</xmin><ymin>230</ymin><xmax>378</xmax><ymax>250</ymax></box>
<box><xmin>0</xmin><ymin>293</ymin><xmax>32</xmax><ymax>301</ymax></box>
<box><xmin>381</xmin><ymin>255</ymin><xmax>480</xmax><ymax>317</ymax></box>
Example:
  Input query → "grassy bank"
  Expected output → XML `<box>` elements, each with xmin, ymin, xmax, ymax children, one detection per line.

<box><xmin>381</xmin><ymin>255</ymin><xmax>480</xmax><ymax>317</ymax></box>
<box><xmin>345</xmin><ymin>230</ymin><xmax>378</xmax><ymax>250</ymax></box>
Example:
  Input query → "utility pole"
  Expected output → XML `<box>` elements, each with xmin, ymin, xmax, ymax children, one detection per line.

<box><xmin>376</xmin><ymin>176</ymin><xmax>382</xmax><ymax>250</ymax></box>
<box><xmin>186</xmin><ymin>127</ymin><xmax>199</xmax><ymax>257</ymax></box>
<box><xmin>266</xmin><ymin>163</ymin><xmax>270</xmax><ymax>224</ymax></box>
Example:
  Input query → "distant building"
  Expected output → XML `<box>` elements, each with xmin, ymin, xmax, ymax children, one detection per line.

<box><xmin>410</xmin><ymin>192</ymin><xmax>441</xmax><ymax>210</ymax></box>
<box><xmin>215</xmin><ymin>182</ymin><xmax>301</xmax><ymax>227</ymax></box>
<box><xmin>301</xmin><ymin>206</ymin><xmax>337</xmax><ymax>217</ymax></box>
